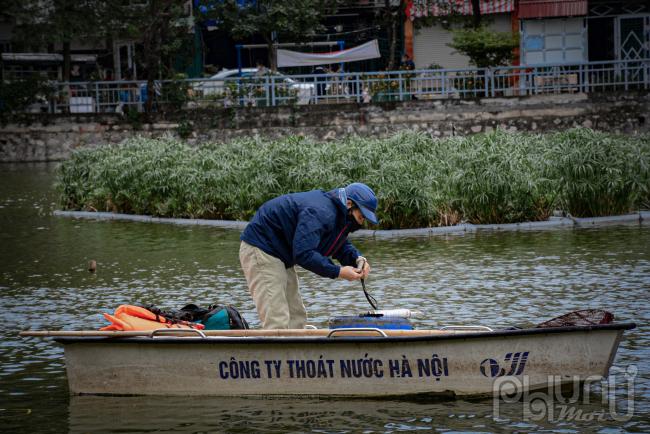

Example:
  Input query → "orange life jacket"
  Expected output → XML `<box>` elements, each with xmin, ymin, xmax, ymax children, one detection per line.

<box><xmin>100</xmin><ymin>304</ymin><xmax>205</xmax><ymax>331</ymax></box>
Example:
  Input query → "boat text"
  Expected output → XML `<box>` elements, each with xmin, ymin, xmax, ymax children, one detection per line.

<box><xmin>217</xmin><ymin>354</ymin><xmax>450</xmax><ymax>380</ymax></box>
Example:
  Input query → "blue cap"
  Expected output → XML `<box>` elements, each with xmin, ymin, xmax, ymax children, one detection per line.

<box><xmin>345</xmin><ymin>183</ymin><xmax>378</xmax><ymax>225</ymax></box>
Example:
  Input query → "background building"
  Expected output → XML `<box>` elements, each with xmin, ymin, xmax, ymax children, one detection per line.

<box><xmin>408</xmin><ymin>0</ymin><xmax>516</xmax><ymax>69</ymax></box>
<box><xmin>407</xmin><ymin>0</ymin><xmax>649</xmax><ymax>70</ymax></box>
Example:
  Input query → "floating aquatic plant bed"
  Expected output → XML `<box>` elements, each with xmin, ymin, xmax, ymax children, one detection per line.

<box><xmin>57</xmin><ymin>129</ymin><xmax>650</xmax><ymax>229</ymax></box>
<box><xmin>51</xmin><ymin>210</ymin><xmax>649</xmax><ymax>237</ymax></box>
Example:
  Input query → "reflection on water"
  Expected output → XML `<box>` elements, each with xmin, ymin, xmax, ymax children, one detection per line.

<box><xmin>65</xmin><ymin>394</ymin><xmax>639</xmax><ymax>434</ymax></box>
<box><xmin>1</xmin><ymin>163</ymin><xmax>649</xmax><ymax>433</ymax></box>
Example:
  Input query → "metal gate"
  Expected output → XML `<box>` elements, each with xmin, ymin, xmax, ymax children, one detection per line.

<box><xmin>617</xmin><ymin>15</ymin><xmax>649</xmax><ymax>85</ymax></box>
<box><xmin>618</xmin><ymin>16</ymin><xmax>649</xmax><ymax>60</ymax></box>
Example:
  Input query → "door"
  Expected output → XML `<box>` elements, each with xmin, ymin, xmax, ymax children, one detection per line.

<box><xmin>618</xmin><ymin>16</ymin><xmax>649</xmax><ymax>60</ymax></box>
<box><xmin>617</xmin><ymin>15</ymin><xmax>649</xmax><ymax>86</ymax></box>
<box><xmin>588</xmin><ymin>17</ymin><xmax>615</xmax><ymax>61</ymax></box>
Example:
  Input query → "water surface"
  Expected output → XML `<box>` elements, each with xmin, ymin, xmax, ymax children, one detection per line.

<box><xmin>1</xmin><ymin>163</ymin><xmax>648</xmax><ymax>433</ymax></box>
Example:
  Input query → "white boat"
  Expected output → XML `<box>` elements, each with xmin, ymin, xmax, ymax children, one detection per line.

<box><xmin>21</xmin><ymin>322</ymin><xmax>635</xmax><ymax>398</ymax></box>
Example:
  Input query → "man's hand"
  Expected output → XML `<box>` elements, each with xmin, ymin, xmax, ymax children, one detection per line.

<box><xmin>355</xmin><ymin>256</ymin><xmax>371</xmax><ymax>279</ymax></box>
<box><xmin>339</xmin><ymin>266</ymin><xmax>362</xmax><ymax>281</ymax></box>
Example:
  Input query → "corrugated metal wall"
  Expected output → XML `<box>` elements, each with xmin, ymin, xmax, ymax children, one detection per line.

<box><xmin>408</xmin><ymin>0</ymin><xmax>514</xmax><ymax>18</ymax></box>
<box><xmin>518</xmin><ymin>0</ymin><xmax>587</xmax><ymax>19</ymax></box>
<box><xmin>413</xmin><ymin>14</ymin><xmax>512</xmax><ymax>69</ymax></box>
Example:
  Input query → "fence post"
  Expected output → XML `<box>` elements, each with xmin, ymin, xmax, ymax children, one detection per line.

<box><xmin>50</xmin><ymin>85</ymin><xmax>56</xmax><ymax>113</ymax></box>
<box><xmin>442</xmin><ymin>71</ymin><xmax>446</xmax><ymax>97</ymax></box>
<box><xmin>94</xmin><ymin>82</ymin><xmax>100</xmax><ymax>112</ymax></box>
<box><xmin>530</xmin><ymin>67</ymin><xmax>537</xmax><ymax>96</ymax></box>
<box><xmin>398</xmin><ymin>71</ymin><xmax>404</xmax><ymax>101</ymax></box>
<box><xmin>356</xmin><ymin>74</ymin><xmax>361</xmax><ymax>103</ymax></box>
<box><xmin>484</xmin><ymin>68</ymin><xmax>489</xmax><ymax>97</ymax></box>
<box><xmin>490</xmin><ymin>68</ymin><xmax>495</xmax><ymax>97</ymax></box>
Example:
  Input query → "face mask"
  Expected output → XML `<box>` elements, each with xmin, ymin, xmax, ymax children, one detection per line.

<box><xmin>347</xmin><ymin>208</ymin><xmax>363</xmax><ymax>232</ymax></box>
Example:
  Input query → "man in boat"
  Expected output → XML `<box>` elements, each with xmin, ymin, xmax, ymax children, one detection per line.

<box><xmin>240</xmin><ymin>183</ymin><xmax>378</xmax><ymax>329</ymax></box>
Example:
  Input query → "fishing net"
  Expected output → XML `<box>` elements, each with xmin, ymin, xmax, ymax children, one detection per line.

<box><xmin>536</xmin><ymin>309</ymin><xmax>614</xmax><ymax>328</ymax></box>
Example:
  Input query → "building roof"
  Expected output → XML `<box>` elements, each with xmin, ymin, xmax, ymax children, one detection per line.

<box><xmin>518</xmin><ymin>0</ymin><xmax>587</xmax><ymax>19</ymax></box>
<box><xmin>407</xmin><ymin>0</ymin><xmax>514</xmax><ymax>20</ymax></box>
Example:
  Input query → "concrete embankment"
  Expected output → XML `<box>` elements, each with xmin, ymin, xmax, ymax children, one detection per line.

<box><xmin>3</xmin><ymin>91</ymin><xmax>649</xmax><ymax>162</ymax></box>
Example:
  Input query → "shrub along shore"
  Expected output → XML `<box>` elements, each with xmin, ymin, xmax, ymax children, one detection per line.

<box><xmin>58</xmin><ymin>129</ymin><xmax>650</xmax><ymax>229</ymax></box>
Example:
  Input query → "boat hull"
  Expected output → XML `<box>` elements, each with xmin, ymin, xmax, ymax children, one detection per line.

<box><xmin>59</xmin><ymin>324</ymin><xmax>631</xmax><ymax>397</ymax></box>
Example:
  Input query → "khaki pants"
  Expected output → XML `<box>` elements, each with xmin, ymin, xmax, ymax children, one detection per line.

<box><xmin>239</xmin><ymin>241</ymin><xmax>307</xmax><ymax>329</ymax></box>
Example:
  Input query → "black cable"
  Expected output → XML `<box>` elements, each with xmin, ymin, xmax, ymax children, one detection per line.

<box><xmin>361</xmin><ymin>279</ymin><xmax>378</xmax><ymax>310</ymax></box>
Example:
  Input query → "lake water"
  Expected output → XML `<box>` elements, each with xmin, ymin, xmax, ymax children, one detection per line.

<box><xmin>1</xmin><ymin>163</ymin><xmax>649</xmax><ymax>433</ymax></box>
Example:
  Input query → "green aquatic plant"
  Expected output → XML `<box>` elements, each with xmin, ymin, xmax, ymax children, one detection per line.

<box><xmin>546</xmin><ymin>128</ymin><xmax>650</xmax><ymax>217</ymax></box>
<box><xmin>56</xmin><ymin>129</ymin><xmax>650</xmax><ymax>228</ymax></box>
<box><xmin>436</xmin><ymin>131</ymin><xmax>555</xmax><ymax>224</ymax></box>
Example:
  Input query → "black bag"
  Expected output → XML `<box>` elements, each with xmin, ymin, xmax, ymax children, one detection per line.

<box><xmin>179</xmin><ymin>303</ymin><xmax>250</xmax><ymax>330</ymax></box>
<box><xmin>143</xmin><ymin>303</ymin><xmax>249</xmax><ymax>330</ymax></box>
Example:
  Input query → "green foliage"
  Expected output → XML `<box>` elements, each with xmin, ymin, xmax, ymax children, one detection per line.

<box><xmin>438</xmin><ymin>132</ymin><xmax>555</xmax><ymax>224</ymax></box>
<box><xmin>6</xmin><ymin>1</ymin><xmax>194</xmax><ymax>85</ymax></box>
<box><xmin>124</xmin><ymin>107</ymin><xmax>143</xmax><ymax>130</ymax></box>
<box><xmin>7</xmin><ymin>1</ymin><xmax>102</xmax><ymax>54</ymax></box>
<box><xmin>57</xmin><ymin>129</ymin><xmax>650</xmax><ymax>228</ymax></box>
<box><xmin>0</xmin><ymin>77</ymin><xmax>54</xmax><ymax>121</ymax></box>
<box><xmin>365</xmin><ymin>73</ymin><xmax>400</xmax><ymax>101</ymax></box>
<box><xmin>162</xmin><ymin>74</ymin><xmax>191</xmax><ymax>111</ymax></box>
<box><xmin>176</xmin><ymin>120</ymin><xmax>194</xmax><ymax>139</ymax></box>
<box><xmin>202</xmin><ymin>0</ymin><xmax>328</xmax><ymax>41</ymax></box>
<box><xmin>545</xmin><ymin>128</ymin><xmax>650</xmax><ymax>217</ymax></box>
<box><xmin>199</xmin><ymin>0</ymin><xmax>331</xmax><ymax>69</ymax></box>
<box><xmin>449</xmin><ymin>26</ymin><xmax>518</xmax><ymax>68</ymax></box>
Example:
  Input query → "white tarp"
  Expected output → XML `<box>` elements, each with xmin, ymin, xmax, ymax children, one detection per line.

<box><xmin>277</xmin><ymin>40</ymin><xmax>381</xmax><ymax>67</ymax></box>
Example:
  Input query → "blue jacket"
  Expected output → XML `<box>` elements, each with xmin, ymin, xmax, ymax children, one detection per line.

<box><xmin>240</xmin><ymin>189</ymin><xmax>361</xmax><ymax>279</ymax></box>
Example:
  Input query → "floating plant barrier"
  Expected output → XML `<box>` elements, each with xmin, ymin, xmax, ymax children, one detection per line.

<box><xmin>57</xmin><ymin>129</ymin><xmax>650</xmax><ymax>229</ymax></box>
